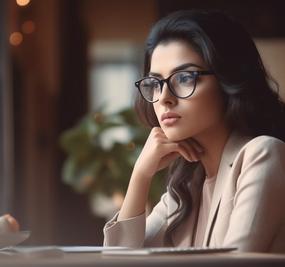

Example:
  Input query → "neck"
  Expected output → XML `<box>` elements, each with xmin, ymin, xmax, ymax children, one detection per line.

<box><xmin>193</xmin><ymin>124</ymin><xmax>231</xmax><ymax>178</ymax></box>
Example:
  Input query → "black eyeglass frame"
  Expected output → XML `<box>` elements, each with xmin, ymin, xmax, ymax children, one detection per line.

<box><xmin>135</xmin><ymin>70</ymin><xmax>215</xmax><ymax>103</ymax></box>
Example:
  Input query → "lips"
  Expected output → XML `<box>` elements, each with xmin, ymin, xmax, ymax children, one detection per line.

<box><xmin>161</xmin><ymin>112</ymin><xmax>181</xmax><ymax>125</ymax></box>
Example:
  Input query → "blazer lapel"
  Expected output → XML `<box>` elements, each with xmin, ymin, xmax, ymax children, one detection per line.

<box><xmin>203</xmin><ymin>131</ymin><xmax>251</xmax><ymax>246</ymax></box>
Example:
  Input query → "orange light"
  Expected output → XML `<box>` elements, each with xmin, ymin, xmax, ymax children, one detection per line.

<box><xmin>16</xmin><ymin>0</ymin><xmax>31</xmax><ymax>6</ymax></box>
<box><xmin>22</xmin><ymin>20</ymin><xmax>35</xmax><ymax>34</ymax></box>
<box><xmin>9</xmin><ymin>32</ymin><xmax>23</xmax><ymax>46</ymax></box>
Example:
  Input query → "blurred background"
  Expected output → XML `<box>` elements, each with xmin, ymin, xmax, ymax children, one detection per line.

<box><xmin>0</xmin><ymin>0</ymin><xmax>285</xmax><ymax>246</ymax></box>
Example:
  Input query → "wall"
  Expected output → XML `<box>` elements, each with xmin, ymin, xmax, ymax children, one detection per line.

<box><xmin>255</xmin><ymin>39</ymin><xmax>285</xmax><ymax>100</ymax></box>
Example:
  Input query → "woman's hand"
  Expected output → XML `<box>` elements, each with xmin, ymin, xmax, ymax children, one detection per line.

<box><xmin>117</xmin><ymin>127</ymin><xmax>204</xmax><ymax>221</ymax></box>
<box><xmin>133</xmin><ymin>127</ymin><xmax>203</xmax><ymax>180</ymax></box>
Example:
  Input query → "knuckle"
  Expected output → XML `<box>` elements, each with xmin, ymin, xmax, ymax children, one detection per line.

<box><xmin>152</xmin><ymin>127</ymin><xmax>162</xmax><ymax>134</ymax></box>
<box><xmin>153</xmin><ymin>132</ymin><xmax>161</xmax><ymax>139</ymax></box>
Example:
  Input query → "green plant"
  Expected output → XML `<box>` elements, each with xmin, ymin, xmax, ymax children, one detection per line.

<box><xmin>60</xmin><ymin>107</ymin><xmax>166</xmax><ymax>206</ymax></box>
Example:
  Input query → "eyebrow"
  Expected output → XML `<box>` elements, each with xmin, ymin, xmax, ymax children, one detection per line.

<box><xmin>149</xmin><ymin>63</ymin><xmax>204</xmax><ymax>77</ymax></box>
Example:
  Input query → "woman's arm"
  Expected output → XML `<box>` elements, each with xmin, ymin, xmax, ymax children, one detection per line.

<box><xmin>103</xmin><ymin>193</ymin><xmax>169</xmax><ymax>247</ymax></box>
<box><xmin>104</xmin><ymin>127</ymin><xmax>202</xmax><ymax>247</ymax></box>
<box><xmin>118</xmin><ymin>127</ymin><xmax>194</xmax><ymax>221</ymax></box>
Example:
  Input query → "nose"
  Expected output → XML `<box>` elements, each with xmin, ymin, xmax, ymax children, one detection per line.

<box><xmin>159</xmin><ymin>82</ymin><xmax>177</xmax><ymax>106</ymax></box>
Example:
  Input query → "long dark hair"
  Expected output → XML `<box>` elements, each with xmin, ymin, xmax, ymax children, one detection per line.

<box><xmin>135</xmin><ymin>9</ymin><xmax>285</xmax><ymax>245</ymax></box>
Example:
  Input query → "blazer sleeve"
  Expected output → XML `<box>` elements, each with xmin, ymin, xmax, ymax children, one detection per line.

<box><xmin>222</xmin><ymin>136</ymin><xmax>285</xmax><ymax>252</ymax></box>
<box><xmin>103</xmin><ymin>211</ymin><xmax>146</xmax><ymax>247</ymax></box>
<box><xmin>103</xmin><ymin>192</ymin><xmax>169</xmax><ymax>248</ymax></box>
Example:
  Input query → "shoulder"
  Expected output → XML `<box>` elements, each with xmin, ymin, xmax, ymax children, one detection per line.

<box><xmin>240</xmin><ymin>135</ymin><xmax>285</xmax><ymax>158</ymax></box>
<box><xmin>232</xmin><ymin>135</ymin><xmax>285</xmax><ymax>177</ymax></box>
<box><xmin>245</xmin><ymin>135</ymin><xmax>285</xmax><ymax>147</ymax></box>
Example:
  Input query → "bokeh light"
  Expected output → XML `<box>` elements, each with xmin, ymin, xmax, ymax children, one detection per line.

<box><xmin>16</xmin><ymin>0</ymin><xmax>31</xmax><ymax>7</ymax></box>
<box><xmin>22</xmin><ymin>20</ymin><xmax>35</xmax><ymax>34</ymax></box>
<box><xmin>9</xmin><ymin>32</ymin><xmax>23</xmax><ymax>46</ymax></box>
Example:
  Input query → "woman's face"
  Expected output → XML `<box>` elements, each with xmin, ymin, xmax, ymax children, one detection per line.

<box><xmin>151</xmin><ymin>40</ymin><xmax>226</xmax><ymax>142</ymax></box>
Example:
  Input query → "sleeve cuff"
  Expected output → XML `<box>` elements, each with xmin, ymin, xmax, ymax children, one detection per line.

<box><xmin>103</xmin><ymin>211</ymin><xmax>146</xmax><ymax>248</ymax></box>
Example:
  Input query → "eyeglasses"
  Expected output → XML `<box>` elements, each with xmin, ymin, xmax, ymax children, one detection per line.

<box><xmin>135</xmin><ymin>70</ymin><xmax>214</xmax><ymax>103</ymax></box>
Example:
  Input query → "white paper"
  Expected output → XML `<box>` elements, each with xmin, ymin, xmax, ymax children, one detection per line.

<box><xmin>59</xmin><ymin>246</ymin><xmax>127</xmax><ymax>253</ymax></box>
<box><xmin>102</xmin><ymin>246</ymin><xmax>237</xmax><ymax>255</ymax></box>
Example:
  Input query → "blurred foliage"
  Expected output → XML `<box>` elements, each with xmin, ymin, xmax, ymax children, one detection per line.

<box><xmin>60</xmin><ymin>107</ymin><xmax>166</xmax><ymax>206</ymax></box>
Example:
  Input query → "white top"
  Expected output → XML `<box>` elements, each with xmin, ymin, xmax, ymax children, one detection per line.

<box><xmin>178</xmin><ymin>176</ymin><xmax>217</xmax><ymax>247</ymax></box>
<box><xmin>194</xmin><ymin>176</ymin><xmax>217</xmax><ymax>246</ymax></box>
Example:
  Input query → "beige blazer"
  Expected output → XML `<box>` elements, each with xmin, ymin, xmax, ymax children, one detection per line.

<box><xmin>103</xmin><ymin>133</ymin><xmax>285</xmax><ymax>252</ymax></box>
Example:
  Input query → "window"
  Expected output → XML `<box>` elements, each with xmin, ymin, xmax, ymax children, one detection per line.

<box><xmin>88</xmin><ymin>41</ymin><xmax>142</xmax><ymax>147</ymax></box>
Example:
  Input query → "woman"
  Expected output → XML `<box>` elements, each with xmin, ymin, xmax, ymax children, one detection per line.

<box><xmin>103</xmin><ymin>9</ymin><xmax>285</xmax><ymax>252</ymax></box>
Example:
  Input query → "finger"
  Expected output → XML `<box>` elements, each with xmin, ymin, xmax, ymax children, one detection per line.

<box><xmin>178</xmin><ymin>141</ymin><xmax>200</xmax><ymax>162</ymax></box>
<box><xmin>149</xmin><ymin>129</ymin><xmax>168</xmax><ymax>142</ymax></box>
<box><xmin>151</xmin><ymin>127</ymin><xmax>166</xmax><ymax>136</ymax></box>
<box><xmin>187</xmin><ymin>138</ymin><xmax>204</xmax><ymax>154</ymax></box>
<box><xmin>158</xmin><ymin>152</ymin><xmax>180</xmax><ymax>170</ymax></box>
<box><xmin>162</xmin><ymin>143</ymin><xmax>193</xmax><ymax>162</ymax></box>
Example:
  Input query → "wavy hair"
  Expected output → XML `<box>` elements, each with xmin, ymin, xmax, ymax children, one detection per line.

<box><xmin>134</xmin><ymin>9</ymin><xmax>285</xmax><ymax>245</ymax></box>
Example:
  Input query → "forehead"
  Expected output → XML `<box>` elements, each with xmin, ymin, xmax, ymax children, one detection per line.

<box><xmin>150</xmin><ymin>41</ymin><xmax>206</xmax><ymax>75</ymax></box>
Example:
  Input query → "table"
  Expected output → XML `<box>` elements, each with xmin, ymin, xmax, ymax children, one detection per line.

<box><xmin>0</xmin><ymin>251</ymin><xmax>285</xmax><ymax>267</ymax></box>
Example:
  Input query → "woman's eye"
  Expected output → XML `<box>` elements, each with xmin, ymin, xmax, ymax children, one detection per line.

<box><xmin>148</xmin><ymin>81</ymin><xmax>160</xmax><ymax>90</ymax></box>
<box><xmin>142</xmin><ymin>79</ymin><xmax>159</xmax><ymax>89</ymax></box>
<box><xmin>152</xmin><ymin>81</ymin><xmax>160</xmax><ymax>89</ymax></box>
<box><xmin>177</xmin><ymin>73</ymin><xmax>194</xmax><ymax>85</ymax></box>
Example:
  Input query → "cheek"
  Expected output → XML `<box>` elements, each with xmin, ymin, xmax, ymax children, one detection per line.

<box><xmin>200</xmin><ymin>90</ymin><xmax>225</xmax><ymax>119</ymax></box>
<box><xmin>189</xmin><ymin>89</ymin><xmax>226</xmax><ymax>133</ymax></box>
<box><xmin>153</xmin><ymin>104</ymin><xmax>160</xmax><ymax>121</ymax></box>
<box><xmin>195</xmin><ymin>87</ymin><xmax>225</xmax><ymax>123</ymax></box>
<box><xmin>152</xmin><ymin>85</ymin><xmax>226</xmax><ymax>141</ymax></box>
<box><xmin>174</xmin><ymin>92</ymin><xmax>225</xmax><ymax>140</ymax></box>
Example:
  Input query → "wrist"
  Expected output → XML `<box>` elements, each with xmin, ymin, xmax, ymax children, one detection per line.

<box><xmin>132</xmin><ymin>166</ymin><xmax>153</xmax><ymax>184</ymax></box>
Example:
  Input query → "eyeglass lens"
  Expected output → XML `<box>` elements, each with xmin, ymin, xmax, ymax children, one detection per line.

<box><xmin>139</xmin><ymin>71</ymin><xmax>196</xmax><ymax>102</ymax></box>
